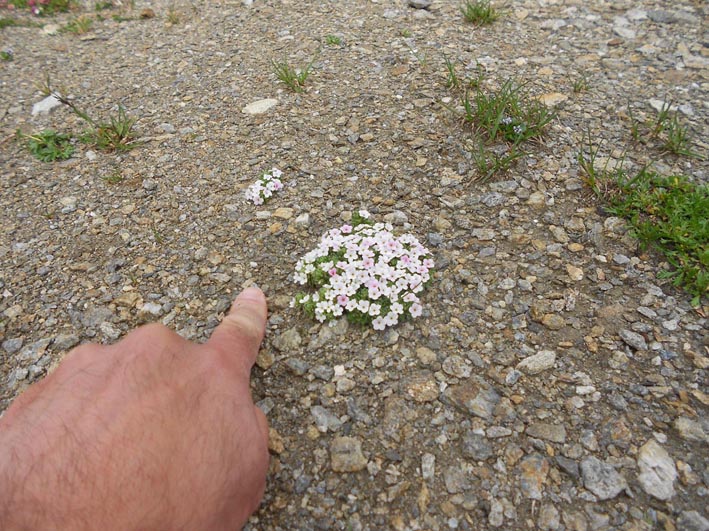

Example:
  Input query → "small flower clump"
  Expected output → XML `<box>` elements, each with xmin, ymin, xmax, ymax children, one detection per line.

<box><xmin>292</xmin><ymin>210</ymin><xmax>434</xmax><ymax>330</ymax></box>
<box><xmin>244</xmin><ymin>168</ymin><xmax>284</xmax><ymax>205</ymax></box>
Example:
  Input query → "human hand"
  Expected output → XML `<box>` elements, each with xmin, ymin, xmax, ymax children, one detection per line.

<box><xmin>0</xmin><ymin>287</ymin><xmax>269</xmax><ymax>530</ymax></box>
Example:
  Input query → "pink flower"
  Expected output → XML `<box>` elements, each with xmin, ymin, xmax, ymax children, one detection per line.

<box><xmin>341</xmin><ymin>224</ymin><xmax>353</xmax><ymax>234</ymax></box>
<box><xmin>337</xmin><ymin>294</ymin><xmax>349</xmax><ymax>306</ymax></box>
<box><xmin>409</xmin><ymin>303</ymin><xmax>423</xmax><ymax>318</ymax></box>
<box><xmin>328</xmin><ymin>268</ymin><xmax>338</xmax><ymax>277</ymax></box>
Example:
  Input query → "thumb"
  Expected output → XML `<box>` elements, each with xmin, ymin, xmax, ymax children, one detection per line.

<box><xmin>206</xmin><ymin>287</ymin><xmax>267</xmax><ymax>374</ymax></box>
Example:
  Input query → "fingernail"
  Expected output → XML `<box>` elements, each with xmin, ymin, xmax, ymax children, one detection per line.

<box><xmin>237</xmin><ymin>286</ymin><xmax>265</xmax><ymax>303</ymax></box>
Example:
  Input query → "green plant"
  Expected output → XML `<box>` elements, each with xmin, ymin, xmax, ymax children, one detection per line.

<box><xmin>18</xmin><ymin>129</ymin><xmax>75</xmax><ymax>161</ymax></box>
<box><xmin>0</xmin><ymin>17</ymin><xmax>18</xmax><ymax>29</ymax></box>
<box><xmin>8</xmin><ymin>0</ymin><xmax>74</xmax><ymax>15</ymax></box>
<box><xmin>469</xmin><ymin>139</ymin><xmax>524</xmax><ymax>182</ymax></box>
<box><xmin>443</xmin><ymin>54</ymin><xmax>460</xmax><ymax>89</ymax></box>
<box><xmin>63</xmin><ymin>15</ymin><xmax>92</xmax><ymax>34</ymax></box>
<box><xmin>324</xmin><ymin>34</ymin><xmax>342</xmax><ymax>45</ymax></box>
<box><xmin>0</xmin><ymin>48</ymin><xmax>13</xmax><ymax>61</ymax></box>
<box><xmin>38</xmin><ymin>76</ymin><xmax>140</xmax><ymax>152</ymax></box>
<box><xmin>400</xmin><ymin>29</ymin><xmax>412</xmax><ymax>37</ymax></box>
<box><xmin>166</xmin><ymin>5</ymin><xmax>180</xmax><ymax>24</ymax></box>
<box><xmin>103</xmin><ymin>171</ymin><xmax>124</xmax><ymax>184</ymax></box>
<box><xmin>94</xmin><ymin>0</ymin><xmax>113</xmax><ymax>10</ymax></box>
<box><xmin>460</xmin><ymin>0</ymin><xmax>499</xmax><ymax>25</ymax></box>
<box><xmin>662</xmin><ymin>113</ymin><xmax>700</xmax><ymax>158</ymax></box>
<box><xmin>573</xmin><ymin>74</ymin><xmax>589</xmax><ymax>93</ymax></box>
<box><xmin>462</xmin><ymin>78</ymin><xmax>556</xmax><ymax>144</ymax></box>
<box><xmin>271</xmin><ymin>56</ymin><xmax>316</xmax><ymax>93</ymax></box>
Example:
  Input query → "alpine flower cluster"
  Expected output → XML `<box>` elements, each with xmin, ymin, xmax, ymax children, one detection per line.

<box><xmin>292</xmin><ymin>210</ymin><xmax>434</xmax><ymax>330</ymax></box>
<box><xmin>244</xmin><ymin>168</ymin><xmax>284</xmax><ymax>205</ymax></box>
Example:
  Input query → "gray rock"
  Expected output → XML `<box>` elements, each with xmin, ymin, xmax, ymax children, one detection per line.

<box><xmin>31</xmin><ymin>95</ymin><xmax>62</xmax><ymax>116</ymax></box>
<box><xmin>444</xmin><ymin>465</ymin><xmax>470</xmax><ymax>493</ymax></box>
<box><xmin>481</xmin><ymin>192</ymin><xmax>506</xmax><ymax>207</ymax></box>
<box><xmin>580</xmin><ymin>457</ymin><xmax>627</xmax><ymax>500</ymax></box>
<box><xmin>619</xmin><ymin>329</ymin><xmax>647</xmax><ymax>350</ymax></box>
<box><xmin>676</xmin><ymin>511</ymin><xmax>709</xmax><ymax>531</ymax></box>
<box><xmin>273</xmin><ymin>327</ymin><xmax>302</xmax><ymax>352</ymax></box>
<box><xmin>442</xmin><ymin>378</ymin><xmax>500</xmax><ymax>419</ymax></box>
<box><xmin>555</xmin><ymin>456</ymin><xmax>580</xmax><ymax>480</ymax></box>
<box><xmin>637</xmin><ymin>439</ymin><xmax>676</xmax><ymax>500</ymax></box>
<box><xmin>516</xmin><ymin>350</ymin><xmax>556</xmax><ymax>375</ymax></box>
<box><xmin>421</xmin><ymin>453</ymin><xmax>435</xmax><ymax>480</ymax></box>
<box><xmin>311</xmin><ymin>364</ymin><xmax>334</xmax><ymax>381</ymax></box>
<box><xmin>330</xmin><ymin>436</ymin><xmax>367</xmax><ymax>472</ymax></box>
<box><xmin>526</xmin><ymin>422</ymin><xmax>567</xmax><ymax>444</ymax></box>
<box><xmin>311</xmin><ymin>405</ymin><xmax>342</xmax><ymax>432</ymax></box>
<box><xmin>488</xmin><ymin>498</ymin><xmax>504</xmax><ymax>527</ymax></box>
<box><xmin>408</xmin><ymin>0</ymin><xmax>431</xmax><ymax>8</ymax></box>
<box><xmin>442</xmin><ymin>355</ymin><xmax>471</xmax><ymax>378</ymax></box>
<box><xmin>538</xmin><ymin>503</ymin><xmax>560</xmax><ymax>530</ymax></box>
<box><xmin>2</xmin><ymin>338</ymin><xmax>23</xmax><ymax>354</ymax></box>
<box><xmin>461</xmin><ymin>431</ymin><xmax>493</xmax><ymax>461</ymax></box>
<box><xmin>285</xmin><ymin>357</ymin><xmax>309</xmax><ymax>375</ymax></box>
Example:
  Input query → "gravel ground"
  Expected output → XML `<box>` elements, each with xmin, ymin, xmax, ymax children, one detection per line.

<box><xmin>1</xmin><ymin>0</ymin><xmax>708</xmax><ymax>529</ymax></box>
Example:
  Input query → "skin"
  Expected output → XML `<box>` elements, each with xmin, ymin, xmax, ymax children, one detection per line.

<box><xmin>0</xmin><ymin>287</ymin><xmax>270</xmax><ymax>530</ymax></box>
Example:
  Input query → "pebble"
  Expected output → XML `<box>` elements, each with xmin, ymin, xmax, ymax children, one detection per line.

<box><xmin>407</xmin><ymin>0</ymin><xmax>431</xmax><ymax>8</ymax></box>
<box><xmin>421</xmin><ymin>453</ymin><xmax>436</xmax><ymax>480</ymax></box>
<box><xmin>273</xmin><ymin>327</ymin><xmax>302</xmax><ymax>352</ymax></box>
<box><xmin>516</xmin><ymin>350</ymin><xmax>557</xmax><ymax>375</ymax></box>
<box><xmin>580</xmin><ymin>457</ymin><xmax>627</xmax><ymax>500</ymax></box>
<box><xmin>526</xmin><ymin>422</ymin><xmax>567</xmax><ymax>444</ymax></box>
<box><xmin>676</xmin><ymin>511</ymin><xmax>709</xmax><ymax>531</ymax></box>
<box><xmin>538</xmin><ymin>503</ymin><xmax>561</xmax><ymax>531</ymax></box>
<box><xmin>2</xmin><ymin>338</ymin><xmax>23</xmax><ymax>354</ymax></box>
<box><xmin>242</xmin><ymin>98</ymin><xmax>278</xmax><ymax>114</ymax></box>
<box><xmin>442</xmin><ymin>379</ymin><xmax>501</xmax><ymax>419</ymax></box>
<box><xmin>311</xmin><ymin>405</ymin><xmax>343</xmax><ymax>432</ymax></box>
<box><xmin>519</xmin><ymin>454</ymin><xmax>549</xmax><ymax>499</ymax></box>
<box><xmin>637</xmin><ymin>439</ymin><xmax>677</xmax><ymax>501</ymax></box>
<box><xmin>31</xmin><ymin>95</ymin><xmax>62</xmax><ymax>116</ymax></box>
<box><xmin>461</xmin><ymin>431</ymin><xmax>493</xmax><ymax>461</ymax></box>
<box><xmin>619</xmin><ymin>329</ymin><xmax>648</xmax><ymax>351</ymax></box>
<box><xmin>673</xmin><ymin>416</ymin><xmax>707</xmax><ymax>443</ymax></box>
<box><xmin>330</xmin><ymin>436</ymin><xmax>367</xmax><ymax>472</ymax></box>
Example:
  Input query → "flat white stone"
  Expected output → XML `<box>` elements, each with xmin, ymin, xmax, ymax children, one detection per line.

<box><xmin>242</xmin><ymin>98</ymin><xmax>278</xmax><ymax>114</ymax></box>
<box><xmin>31</xmin><ymin>95</ymin><xmax>62</xmax><ymax>116</ymax></box>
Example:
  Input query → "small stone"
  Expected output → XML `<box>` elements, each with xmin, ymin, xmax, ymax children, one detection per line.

<box><xmin>285</xmin><ymin>358</ymin><xmax>309</xmax><ymax>376</ymax></box>
<box><xmin>537</xmin><ymin>93</ymin><xmax>568</xmax><ymax>107</ymax></box>
<box><xmin>442</xmin><ymin>355</ymin><xmax>471</xmax><ymax>378</ymax></box>
<box><xmin>489</xmin><ymin>498</ymin><xmax>504</xmax><ymax>527</ymax></box>
<box><xmin>138</xmin><ymin>302</ymin><xmax>162</xmax><ymax>318</ymax></box>
<box><xmin>442</xmin><ymin>379</ymin><xmax>501</xmax><ymax>419</ymax></box>
<box><xmin>295</xmin><ymin>213</ymin><xmax>311</xmax><ymax>227</ymax></box>
<box><xmin>516</xmin><ymin>350</ymin><xmax>556</xmax><ymax>375</ymax></box>
<box><xmin>142</xmin><ymin>178</ymin><xmax>158</xmax><ymax>191</ymax></box>
<box><xmin>331</xmin><ymin>437</ymin><xmax>367</xmax><ymax>472</ymax></box>
<box><xmin>273</xmin><ymin>207</ymin><xmax>293</xmax><ymax>219</ymax></box>
<box><xmin>268</xmin><ymin>428</ymin><xmax>285</xmax><ymax>454</ymax></box>
<box><xmin>140</xmin><ymin>7</ymin><xmax>155</xmax><ymax>18</ymax></box>
<box><xmin>273</xmin><ymin>327</ymin><xmax>302</xmax><ymax>352</ymax></box>
<box><xmin>566</xmin><ymin>264</ymin><xmax>584</xmax><ymax>281</ymax></box>
<box><xmin>407</xmin><ymin>0</ymin><xmax>431</xmax><ymax>8</ymax></box>
<box><xmin>580</xmin><ymin>457</ymin><xmax>627</xmax><ymax>500</ymax></box>
<box><xmin>242</xmin><ymin>98</ymin><xmax>278</xmax><ymax>114</ymax></box>
<box><xmin>99</xmin><ymin>321</ymin><xmax>122</xmax><ymax>340</ymax></box>
<box><xmin>421</xmin><ymin>453</ymin><xmax>436</xmax><ymax>480</ymax></box>
<box><xmin>461</xmin><ymin>431</ymin><xmax>493</xmax><ymax>461</ymax></box>
<box><xmin>416</xmin><ymin>346</ymin><xmax>437</xmax><ymax>365</ymax></box>
<box><xmin>337</xmin><ymin>378</ymin><xmax>356</xmax><ymax>393</ymax></box>
<box><xmin>444</xmin><ymin>465</ymin><xmax>470</xmax><ymax>493</ymax></box>
<box><xmin>53</xmin><ymin>333</ymin><xmax>79</xmax><ymax>351</ymax></box>
<box><xmin>538</xmin><ymin>503</ymin><xmax>561</xmax><ymax>530</ymax></box>
<box><xmin>527</xmin><ymin>191</ymin><xmax>546</xmax><ymax>208</ymax></box>
<box><xmin>637</xmin><ymin>439</ymin><xmax>677</xmax><ymax>501</ymax></box>
<box><xmin>541</xmin><ymin>313</ymin><xmax>565</xmax><ymax>331</ymax></box>
<box><xmin>311</xmin><ymin>405</ymin><xmax>343</xmax><ymax>432</ymax></box>
<box><xmin>519</xmin><ymin>454</ymin><xmax>549</xmax><ymax>499</ymax></box>
<box><xmin>2</xmin><ymin>338</ymin><xmax>23</xmax><ymax>354</ymax></box>
<box><xmin>404</xmin><ymin>372</ymin><xmax>439</xmax><ymax>403</ymax></box>
<box><xmin>256</xmin><ymin>349</ymin><xmax>275</xmax><ymax>370</ymax></box>
<box><xmin>555</xmin><ymin>456</ymin><xmax>580</xmax><ymax>480</ymax></box>
<box><xmin>674</xmin><ymin>416</ymin><xmax>707</xmax><ymax>443</ymax></box>
<box><xmin>526</xmin><ymin>422</ymin><xmax>567</xmax><ymax>444</ymax></box>
<box><xmin>549</xmin><ymin>226</ymin><xmax>569</xmax><ymax>243</ymax></box>
<box><xmin>619</xmin><ymin>329</ymin><xmax>647</xmax><ymax>351</ymax></box>
<box><xmin>31</xmin><ymin>95</ymin><xmax>62</xmax><ymax>116</ymax></box>
<box><xmin>676</xmin><ymin>511</ymin><xmax>709</xmax><ymax>531</ymax></box>
<box><xmin>471</xmin><ymin>228</ymin><xmax>496</xmax><ymax>241</ymax></box>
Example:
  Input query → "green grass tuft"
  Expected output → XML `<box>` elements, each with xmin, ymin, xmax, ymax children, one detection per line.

<box><xmin>460</xmin><ymin>0</ymin><xmax>499</xmax><ymax>25</ymax></box>
<box><xmin>19</xmin><ymin>129</ymin><xmax>75</xmax><ymax>162</ymax></box>
<box><xmin>271</xmin><ymin>56</ymin><xmax>316</xmax><ymax>93</ymax></box>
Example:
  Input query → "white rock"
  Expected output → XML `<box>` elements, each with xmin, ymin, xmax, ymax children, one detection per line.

<box><xmin>517</xmin><ymin>350</ymin><xmax>556</xmax><ymax>375</ymax></box>
<box><xmin>242</xmin><ymin>98</ymin><xmax>278</xmax><ymax>114</ymax></box>
<box><xmin>637</xmin><ymin>440</ymin><xmax>677</xmax><ymax>501</ymax></box>
<box><xmin>31</xmin><ymin>95</ymin><xmax>62</xmax><ymax>116</ymax></box>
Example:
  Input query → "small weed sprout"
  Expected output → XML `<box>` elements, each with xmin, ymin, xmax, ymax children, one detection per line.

<box><xmin>63</xmin><ymin>15</ymin><xmax>93</xmax><ymax>34</ymax></box>
<box><xmin>627</xmin><ymin>99</ymin><xmax>701</xmax><ymax>159</ymax></box>
<box><xmin>573</xmin><ymin>74</ymin><xmax>589</xmax><ymax>93</ymax></box>
<box><xmin>1</xmin><ymin>48</ymin><xmax>13</xmax><ymax>61</ymax></box>
<box><xmin>38</xmin><ymin>76</ymin><xmax>140</xmax><ymax>152</ymax></box>
<box><xmin>324</xmin><ymin>34</ymin><xmax>342</xmax><ymax>45</ymax></box>
<box><xmin>17</xmin><ymin>129</ymin><xmax>75</xmax><ymax>162</ymax></box>
<box><xmin>272</xmin><ymin>56</ymin><xmax>316</xmax><ymax>93</ymax></box>
<box><xmin>95</xmin><ymin>1</ymin><xmax>114</xmax><ymax>10</ymax></box>
<box><xmin>166</xmin><ymin>5</ymin><xmax>180</xmax><ymax>24</ymax></box>
<box><xmin>400</xmin><ymin>29</ymin><xmax>412</xmax><ymax>37</ymax></box>
<box><xmin>443</xmin><ymin>54</ymin><xmax>460</xmax><ymax>89</ymax></box>
<box><xmin>103</xmin><ymin>171</ymin><xmax>125</xmax><ymax>185</ymax></box>
<box><xmin>460</xmin><ymin>0</ymin><xmax>499</xmax><ymax>25</ymax></box>
<box><xmin>1</xmin><ymin>18</ymin><xmax>18</xmax><ymax>29</ymax></box>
